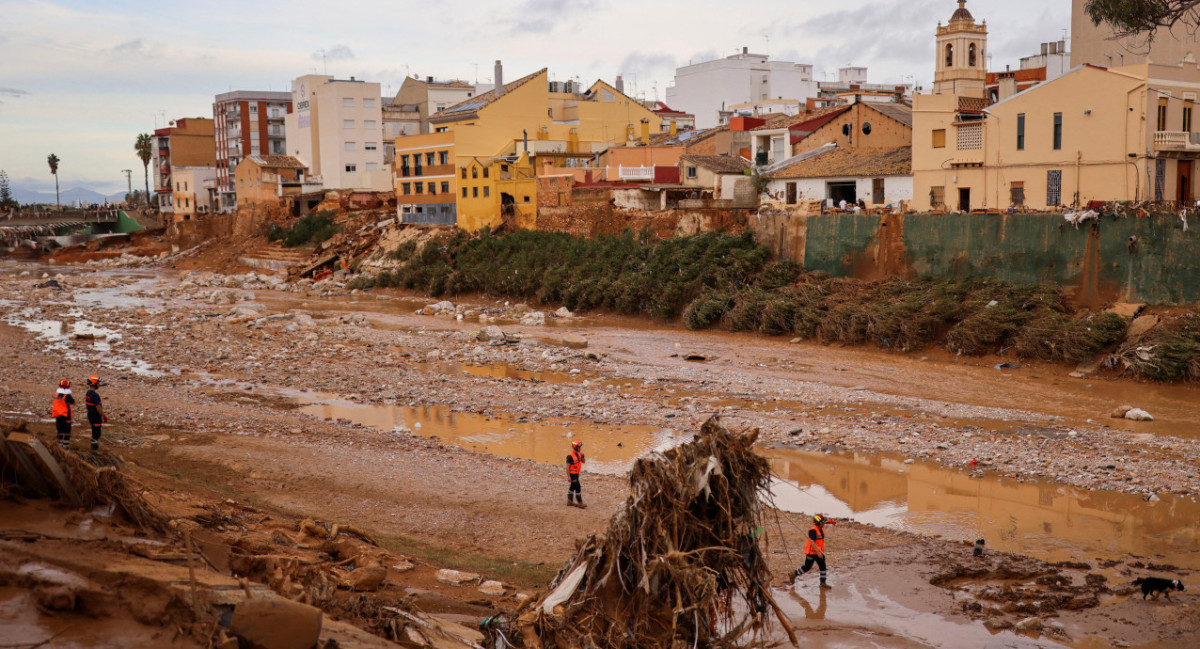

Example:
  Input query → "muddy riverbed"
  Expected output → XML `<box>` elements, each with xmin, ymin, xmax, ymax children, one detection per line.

<box><xmin>2</xmin><ymin>259</ymin><xmax>1198</xmax><ymax>647</ymax></box>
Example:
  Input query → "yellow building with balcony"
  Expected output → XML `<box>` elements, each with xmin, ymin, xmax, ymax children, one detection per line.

<box><xmin>394</xmin><ymin>63</ymin><xmax>661</xmax><ymax>231</ymax></box>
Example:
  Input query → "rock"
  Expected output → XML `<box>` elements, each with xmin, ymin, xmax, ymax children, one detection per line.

<box><xmin>1014</xmin><ymin>617</ymin><xmax>1043</xmax><ymax>632</ymax></box>
<box><xmin>478</xmin><ymin>580</ymin><xmax>505</xmax><ymax>596</ymax></box>
<box><xmin>477</xmin><ymin>325</ymin><xmax>506</xmax><ymax>343</ymax></box>
<box><xmin>1106</xmin><ymin>302</ymin><xmax>1144</xmax><ymax>318</ymax></box>
<box><xmin>427</xmin><ymin>301</ymin><xmax>454</xmax><ymax>314</ymax></box>
<box><xmin>903</xmin><ymin>458</ymin><xmax>915</xmax><ymax>465</ymax></box>
<box><xmin>520</xmin><ymin>311</ymin><xmax>546</xmax><ymax>326</ymax></box>
<box><xmin>789</xmin><ymin>337</ymin><xmax>802</xmax><ymax>344</ymax></box>
<box><xmin>293</xmin><ymin>314</ymin><xmax>316</xmax><ymax>328</ymax></box>
<box><xmin>1110</xmin><ymin>405</ymin><xmax>1133</xmax><ymax>418</ymax></box>
<box><xmin>554</xmin><ymin>307</ymin><xmax>574</xmax><ymax>318</ymax></box>
<box><xmin>391</xmin><ymin>561</ymin><xmax>415</xmax><ymax>573</ymax></box>
<box><xmin>1124</xmin><ymin>408</ymin><xmax>1154</xmax><ymax>421</ymax></box>
<box><xmin>34</xmin><ymin>585</ymin><xmax>76</xmax><ymax>612</ymax></box>
<box><xmin>683</xmin><ymin>353</ymin><xmax>707</xmax><ymax>362</ymax></box>
<box><xmin>426</xmin><ymin>350</ymin><xmax>442</xmax><ymax>361</ymax></box>
<box><xmin>984</xmin><ymin>618</ymin><xmax>1013</xmax><ymax>631</ymax></box>
<box><xmin>560</xmin><ymin>335</ymin><xmax>588</xmax><ymax>349</ymax></box>
<box><xmin>346</xmin><ymin>565</ymin><xmax>387</xmax><ymax>592</ymax></box>
<box><xmin>584</xmin><ymin>351</ymin><xmax>602</xmax><ymax>361</ymax></box>
<box><xmin>230</xmin><ymin>598</ymin><xmax>323</xmax><ymax>649</ymax></box>
<box><xmin>435</xmin><ymin>568</ymin><xmax>480</xmax><ymax>586</ymax></box>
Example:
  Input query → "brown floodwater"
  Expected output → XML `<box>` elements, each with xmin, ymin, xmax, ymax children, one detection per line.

<box><xmin>294</xmin><ymin>395</ymin><xmax>680</xmax><ymax>475</ymax></box>
<box><xmin>766</xmin><ymin>447</ymin><xmax>1200</xmax><ymax>571</ymax></box>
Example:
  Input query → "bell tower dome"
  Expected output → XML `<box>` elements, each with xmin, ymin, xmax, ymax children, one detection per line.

<box><xmin>934</xmin><ymin>0</ymin><xmax>988</xmax><ymax>98</ymax></box>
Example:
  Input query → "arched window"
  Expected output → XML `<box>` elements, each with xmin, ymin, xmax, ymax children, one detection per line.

<box><xmin>968</xmin><ymin>43</ymin><xmax>977</xmax><ymax>67</ymax></box>
<box><xmin>471</xmin><ymin>166</ymin><xmax>478</xmax><ymax>179</ymax></box>
<box><xmin>945</xmin><ymin>43</ymin><xmax>954</xmax><ymax>67</ymax></box>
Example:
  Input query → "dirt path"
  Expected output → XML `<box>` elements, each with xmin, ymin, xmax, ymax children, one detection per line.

<box><xmin>1</xmin><ymin>261</ymin><xmax>1198</xmax><ymax>647</ymax></box>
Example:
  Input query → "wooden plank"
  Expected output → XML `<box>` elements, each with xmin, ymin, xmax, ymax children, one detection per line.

<box><xmin>0</xmin><ymin>433</ymin><xmax>55</xmax><ymax>496</ymax></box>
<box><xmin>5</xmin><ymin>432</ymin><xmax>81</xmax><ymax>506</ymax></box>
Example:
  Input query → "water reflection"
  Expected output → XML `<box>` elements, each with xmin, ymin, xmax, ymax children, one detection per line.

<box><xmin>767</xmin><ymin>447</ymin><xmax>1200</xmax><ymax>569</ymax></box>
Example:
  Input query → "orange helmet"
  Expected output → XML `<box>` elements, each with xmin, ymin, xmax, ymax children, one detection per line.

<box><xmin>58</xmin><ymin>378</ymin><xmax>70</xmax><ymax>388</ymax></box>
<box><xmin>571</xmin><ymin>440</ymin><xmax>583</xmax><ymax>451</ymax></box>
<box><xmin>87</xmin><ymin>375</ymin><xmax>101</xmax><ymax>388</ymax></box>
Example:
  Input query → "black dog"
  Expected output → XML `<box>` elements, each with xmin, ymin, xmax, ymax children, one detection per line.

<box><xmin>1132</xmin><ymin>577</ymin><xmax>1185</xmax><ymax>599</ymax></box>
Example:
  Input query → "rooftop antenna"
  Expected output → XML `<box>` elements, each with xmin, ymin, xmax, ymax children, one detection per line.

<box><xmin>318</xmin><ymin>48</ymin><xmax>327</xmax><ymax>75</ymax></box>
<box><xmin>474</xmin><ymin>63</ymin><xmax>479</xmax><ymax>84</ymax></box>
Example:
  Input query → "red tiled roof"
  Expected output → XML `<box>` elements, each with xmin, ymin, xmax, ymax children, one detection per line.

<box><xmin>769</xmin><ymin>146</ymin><xmax>910</xmax><ymax>179</ymax></box>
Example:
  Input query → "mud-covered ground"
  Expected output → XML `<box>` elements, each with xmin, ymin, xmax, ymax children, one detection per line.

<box><xmin>1</xmin><ymin>259</ymin><xmax>1198</xmax><ymax>648</ymax></box>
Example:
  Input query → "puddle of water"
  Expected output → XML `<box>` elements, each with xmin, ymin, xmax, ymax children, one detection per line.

<box><xmin>7</xmin><ymin>316</ymin><xmax>165</xmax><ymax>377</ymax></box>
<box><xmin>294</xmin><ymin>396</ymin><xmax>677</xmax><ymax>475</ymax></box>
<box><xmin>766</xmin><ymin>447</ymin><xmax>1200</xmax><ymax>570</ymax></box>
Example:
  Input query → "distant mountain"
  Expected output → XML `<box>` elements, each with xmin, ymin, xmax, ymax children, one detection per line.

<box><xmin>11</xmin><ymin>186</ymin><xmax>120</xmax><ymax>206</ymax></box>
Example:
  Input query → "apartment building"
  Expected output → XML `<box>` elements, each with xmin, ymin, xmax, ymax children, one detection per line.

<box><xmin>171</xmin><ymin>167</ymin><xmax>218</xmax><ymax>221</ymax></box>
<box><xmin>151</xmin><ymin>117</ymin><xmax>216</xmax><ymax>217</ymax></box>
<box><xmin>284</xmin><ymin>74</ymin><xmax>390</xmax><ymax>191</ymax></box>
<box><xmin>666</xmin><ymin>48</ymin><xmax>818</xmax><ymax>129</ymax></box>
<box><xmin>212</xmin><ymin>90</ymin><xmax>292</xmax><ymax>212</ymax></box>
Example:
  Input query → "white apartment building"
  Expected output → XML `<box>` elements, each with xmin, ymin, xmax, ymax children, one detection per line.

<box><xmin>665</xmin><ymin>48</ymin><xmax>819</xmax><ymax>129</ymax></box>
<box><xmin>284</xmin><ymin>74</ymin><xmax>390</xmax><ymax>191</ymax></box>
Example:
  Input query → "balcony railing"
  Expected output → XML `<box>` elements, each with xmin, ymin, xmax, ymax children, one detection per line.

<box><xmin>1154</xmin><ymin>130</ymin><xmax>1200</xmax><ymax>151</ymax></box>
<box><xmin>618</xmin><ymin>165</ymin><xmax>654</xmax><ymax>181</ymax></box>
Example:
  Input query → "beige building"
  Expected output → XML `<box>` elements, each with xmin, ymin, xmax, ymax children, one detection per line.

<box><xmin>1071</xmin><ymin>0</ymin><xmax>1198</xmax><ymax>69</ymax></box>
<box><xmin>234</xmin><ymin>155</ymin><xmax>318</xmax><ymax>210</ymax></box>
<box><xmin>912</xmin><ymin>1</ymin><xmax>1200</xmax><ymax>211</ymax></box>
<box><xmin>170</xmin><ymin>166</ymin><xmax>218</xmax><ymax>221</ymax></box>
<box><xmin>284</xmin><ymin>74</ymin><xmax>390</xmax><ymax>191</ymax></box>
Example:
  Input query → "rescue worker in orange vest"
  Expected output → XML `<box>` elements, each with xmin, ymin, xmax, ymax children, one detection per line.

<box><xmin>52</xmin><ymin>378</ymin><xmax>76</xmax><ymax>448</ymax></box>
<box><xmin>791</xmin><ymin>513</ymin><xmax>835</xmax><ymax>588</ymax></box>
<box><xmin>566</xmin><ymin>440</ymin><xmax>586</xmax><ymax>508</ymax></box>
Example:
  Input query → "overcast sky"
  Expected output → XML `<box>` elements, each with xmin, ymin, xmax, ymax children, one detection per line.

<box><xmin>0</xmin><ymin>0</ymin><xmax>1071</xmax><ymax>194</ymax></box>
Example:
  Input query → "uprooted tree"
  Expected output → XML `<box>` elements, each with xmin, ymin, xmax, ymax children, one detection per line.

<box><xmin>491</xmin><ymin>417</ymin><xmax>797</xmax><ymax>649</ymax></box>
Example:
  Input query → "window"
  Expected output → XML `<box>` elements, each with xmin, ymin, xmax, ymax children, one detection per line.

<box><xmin>345</xmin><ymin>164</ymin><xmax>357</xmax><ymax>172</ymax></box>
<box><xmin>364</xmin><ymin>120</ymin><xmax>377</xmax><ymax>130</ymax></box>
<box><xmin>401</xmin><ymin>155</ymin><xmax>410</xmax><ymax>176</ymax></box>
<box><xmin>930</xmin><ymin>185</ymin><xmax>945</xmax><ymax>207</ymax></box>
<box><xmin>471</xmin><ymin>167</ymin><xmax>478</xmax><ymax>179</ymax></box>
<box><xmin>1052</xmin><ymin>113</ymin><xmax>1062</xmax><ymax>150</ymax></box>
<box><xmin>483</xmin><ymin>186</ymin><xmax>490</xmax><ymax>197</ymax></box>
<box><xmin>462</xmin><ymin>187</ymin><xmax>468</xmax><ymax>198</ymax></box>
<box><xmin>1016</xmin><ymin>113</ymin><xmax>1025</xmax><ymax>150</ymax></box>
<box><xmin>366</xmin><ymin>162</ymin><xmax>378</xmax><ymax>171</ymax></box>
<box><xmin>1186</xmin><ymin>101</ymin><xmax>1194</xmax><ymax>132</ymax></box>
<box><xmin>957</xmin><ymin>123</ymin><xmax>982</xmax><ymax>150</ymax></box>
<box><xmin>932</xmin><ymin>129</ymin><xmax>946</xmax><ymax>148</ymax></box>
<box><xmin>402</xmin><ymin>182</ymin><xmax>411</xmax><ymax>195</ymax></box>
<box><xmin>438</xmin><ymin>151</ymin><xmax>449</xmax><ymax>165</ymax></box>
<box><xmin>945</xmin><ymin>43</ymin><xmax>953</xmax><ymax>67</ymax></box>
<box><xmin>523</xmin><ymin>196</ymin><xmax>530</xmax><ymax>202</ymax></box>
<box><xmin>415</xmin><ymin>183</ymin><xmax>423</xmax><ymax>194</ymax></box>
<box><xmin>425</xmin><ymin>152</ymin><xmax>435</xmax><ymax>165</ymax></box>
<box><xmin>343</xmin><ymin>98</ymin><xmax>355</xmax><ymax>107</ymax></box>
<box><xmin>344</xmin><ymin>141</ymin><xmax>356</xmax><ymax>151</ymax></box>
<box><xmin>427</xmin><ymin>182</ymin><xmax>435</xmax><ymax>194</ymax></box>
<box><xmin>365</xmin><ymin>142</ymin><xmax>378</xmax><ymax>151</ymax></box>
<box><xmin>344</xmin><ymin>119</ymin><xmax>355</xmax><ymax>129</ymax></box>
<box><xmin>1010</xmin><ymin>181</ymin><xmax>1025</xmax><ymax>206</ymax></box>
<box><xmin>461</xmin><ymin>168</ymin><xmax>467</xmax><ymax>179</ymax></box>
<box><xmin>686</xmin><ymin>166</ymin><xmax>698</xmax><ymax>179</ymax></box>
<box><xmin>483</xmin><ymin>167</ymin><xmax>490</xmax><ymax>178</ymax></box>
<box><xmin>1046</xmin><ymin>170</ymin><xmax>1062</xmax><ymax>205</ymax></box>
<box><xmin>363</xmin><ymin>98</ymin><xmax>376</xmax><ymax>107</ymax></box>
<box><xmin>1157</xmin><ymin>98</ymin><xmax>1168</xmax><ymax>131</ymax></box>
<box><xmin>968</xmin><ymin>43</ymin><xmax>977</xmax><ymax>67</ymax></box>
<box><xmin>472</xmin><ymin>187</ymin><xmax>478</xmax><ymax>197</ymax></box>
<box><xmin>436</xmin><ymin>126</ymin><xmax>448</xmax><ymax>133</ymax></box>
<box><xmin>441</xmin><ymin>181</ymin><xmax>450</xmax><ymax>193</ymax></box>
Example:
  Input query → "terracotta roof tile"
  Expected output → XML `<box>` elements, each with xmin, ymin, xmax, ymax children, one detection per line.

<box><xmin>768</xmin><ymin>146</ymin><xmax>910</xmax><ymax>179</ymax></box>
<box><xmin>247</xmin><ymin>154</ymin><xmax>306</xmax><ymax>169</ymax></box>
<box><xmin>680</xmin><ymin>154</ymin><xmax>751</xmax><ymax>174</ymax></box>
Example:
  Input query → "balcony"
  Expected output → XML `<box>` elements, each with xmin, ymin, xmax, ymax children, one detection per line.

<box><xmin>1154</xmin><ymin>130</ymin><xmax>1200</xmax><ymax>152</ymax></box>
<box><xmin>618</xmin><ymin>165</ymin><xmax>654</xmax><ymax>181</ymax></box>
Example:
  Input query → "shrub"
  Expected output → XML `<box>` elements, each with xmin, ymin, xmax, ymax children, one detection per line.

<box><xmin>271</xmin><ymin>211</ymin><xmax>340</xmax><ymax>248</ymax></box>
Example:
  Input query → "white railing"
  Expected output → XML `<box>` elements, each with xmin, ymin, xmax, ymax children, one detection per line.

<box><xmin>619</xmin><ymin>165</ymin><xmax>654</xmax><ymax>180</ymax></box>
<box><xmin>1154</xmin><ymin>130</ymin><xmax>1200</xmax><ymax>151</ymax></box>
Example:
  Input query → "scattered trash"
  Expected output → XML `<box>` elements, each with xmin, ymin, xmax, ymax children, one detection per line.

<box><xmin>994</xmin><ymin>362</ymin><xmax>1021</xmax><ymax>370</ymax></box>
<box><xmin>1124</xmin><ymin>408</ymin><xmax>1154</xmax><ymax>422</ymax></box>
<box><xmin>1063</xmin><ymin>210</ymin><xmax>1099</xmax><ymax>227</ymax></box>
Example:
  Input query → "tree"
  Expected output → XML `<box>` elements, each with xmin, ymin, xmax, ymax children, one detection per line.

<box><xmin>0</xmin><ymin>169</ymin><xmax>16</xmax><ymax>210</ymax></box>
<box><xmin>135</xmin><ymin>133</ymin><xmax>153</xmax><ymax>207</ymax></box>
<box><xmin>47</xmin><ymin>153</ymin><xmax>60</xmax><ymax>207</ymax></box>
<box><xmin>1085</xmin><ymin>0</ymin><xmax>1200</xmax><ymax>39</ymax></box>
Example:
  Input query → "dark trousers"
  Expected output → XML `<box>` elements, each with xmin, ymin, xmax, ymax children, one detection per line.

<box><xmin>797</xmin><ymin>554</ymin><xmax>827</xmax><ymax>582</ymax></box>
<box><xmin>90</xmin><ymin>423</ymin><xmax>102</xmax><ymax>444</ymax></box>
<box><xmin>55</xmin><ymin>417</ymin><xmax>71</xmax><ymax>446</ymax></box>
<box><xmin>568</xmin><ymin>474</ymin><xmax>582</xmax><ymax>502</ymax></box>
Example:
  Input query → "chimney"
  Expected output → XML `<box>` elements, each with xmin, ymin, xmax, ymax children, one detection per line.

<box><xmin>640</xmin><ymin>118</ymin><xmax>650</xmax><ymax>144</ymax></box>
<box><xmin>1041</xmin><ymin>42</ymin><xmax>1048</xmax><ymax>56</ymax></box>
<box><xmin>427</xmin><ymin>76</ymin><xmax>433</xmax><ymax>83</ymax></box>
<box><xmin>494</xmin><ymin>60</ymin><xmax>504</xmax><ymax>96</ymax></box>
<box><xmin>350</xmin><ymin>76</ymin><xmax>356</xmax><ymax>81</ymax></box>
<box><xmin>742</xmin><ymin>46</ymin><xmax>748</xmax><ymax>56</ymax></box>
<box><xmin>615</xmin><ymin>75</ymin><xmax>624</xmax><ymax>93</ymax></box>
<box><xmin>999</xmin><ymin>76</ymin><xmax>1018</xmax><ymax>101</ymax></box>
<box><xmin>669</xmin><ymin>119</ymin><xmax>677</xmax><ymax>136</ymax></box>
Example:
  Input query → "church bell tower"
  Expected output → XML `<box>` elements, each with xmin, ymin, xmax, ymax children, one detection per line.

<box><xmin>934</xmin><ymin>0</ymin><xmax>988</xmax><ymax>98</ymax></box>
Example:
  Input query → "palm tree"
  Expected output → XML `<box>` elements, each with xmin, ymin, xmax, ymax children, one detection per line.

<box><xmin>47</xmin><ymin>154</ymin><xmax>60</xmax><ymax>207</ymax></box>
<box><xmin>135</xmin><ymin>134</ymin><xmax>152</xmax><ymax>207</ymax></box>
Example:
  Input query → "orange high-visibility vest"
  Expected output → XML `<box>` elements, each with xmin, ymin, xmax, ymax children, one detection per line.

<box><xmin>804</xmin><ymin>524</ymin><xmax>825</xmax><ymax>556</ymax></box>
<box><xmin>568</xmin><ymin>450</ymin><xmax>584</xmax><ymax>475</ymax></box>
<box><xmin>52</xmin><ymin>394</ymin><xmax>72</xmax><ymax>419</ymax></box>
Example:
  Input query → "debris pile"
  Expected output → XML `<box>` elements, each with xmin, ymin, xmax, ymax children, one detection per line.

<box><xmin>497</xmin><ymin>417</ymin><xmax>795</xmax><ymax>649</ymax></box>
